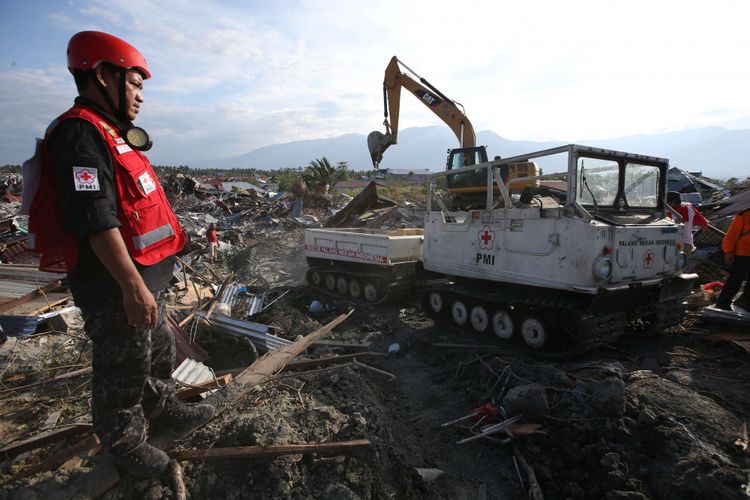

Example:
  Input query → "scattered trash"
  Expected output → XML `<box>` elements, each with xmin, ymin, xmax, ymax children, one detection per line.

<box><xmin>388</xmin><ymin>343</ymin><xmax>400</xmax><ymax>354</ymax></box>
<box><xmin>416</xmin><ymin>468</ymin><xmax>445</xmax><ymax>483</ymax></box>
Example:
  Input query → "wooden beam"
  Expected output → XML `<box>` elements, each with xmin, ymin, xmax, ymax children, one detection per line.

<box><xmin>282</xmin><ymin>352</ymin><xmax>385</xmax><ymax>371</ymax></box>
<box><xmin>0</xmin><ymin>424</ymin><xmax>92</xmax><ymax>461</ymax></box>
<box><xmin>175</xmin><ymin>256</ymin><xmax>213</xmax><ymax>286</ymax></box>
<box><xmin>0</xmin><ymin>280</ymin><xmax>64</xmax><ymax>314</ymax></box>
<box><xmin>309</xmin><ymin>339</ymin><xmax>372</xmax><ymax>353</ymax></box>
<box><xmin>3</xmin><ymin>435</ymin><xmax>100</xmax><ymax>485</ymax></box>
<box><xmin>169</xmin><ymin>439</ymin><xmax>371</xmax><ymax>461</ymax></box>
<box><xmin>234</xmin><ymin>310</ymin><xmax>353</xmax><ymax>387</ymax></box>
<box><xmin>0</xmin><ymin>366</ymin><xmax>91</xmax><ymax>395</ymax></box>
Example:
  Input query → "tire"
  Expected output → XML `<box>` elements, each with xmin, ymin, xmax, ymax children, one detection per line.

<box><xmin>336</xmin><ymin>276</ymin><xmax>349</xmax><ymax>295</ymax></box>
<box><xmin>520</xmin><ymin>316</ymin><xmax>547</xmax><ymax>349</ymax></box>
<box><xmin>470</xmin><ymin>305</ymin><xmax>489</xmax><ymax>333</ymax></box>
<box><xmin>364</xmin><ymin>282</ymin><xmax>379</xmax><ymax>303</ymax></box>
<box><xmin>324</xmin><ymin>274</ymin><xmax>336</xmax><ymax>291</ymax></box>
<box><xmin>428</xmin><ymin>292</ymin><xmax>443</xmax><ymax>313</ymax></box>
<box><xmin>310</xmin><ymin>271</ymin><xmax>322</xmax><ymax>286</ymax></box>
<box><xmin>451</xmin><ymin>300</ymin><xmax>468</xmax><ymax>326</ymax></box>
<box><xmin>349</xmin><ymin>279</ymin><xmax>362</xmax><ymax>299</ymax></box>
<box><xmin>492</xmin><ymin>310</ymin><xmax>514</xmax><ymax>339</ymax></box>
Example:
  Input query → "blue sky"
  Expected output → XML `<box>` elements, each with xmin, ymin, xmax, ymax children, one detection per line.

<box><xmin>2</xmin><ymin>0</ymin><xmax>750</xmax><ymax>166</ymax></box>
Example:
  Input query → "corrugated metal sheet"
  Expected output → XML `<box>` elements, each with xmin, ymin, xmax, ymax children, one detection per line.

<box><xmin>172</xmin><ymin>358</ymin><xmax>214</xmax><ymax>386</ymax></box>
<box><xmin>210</xmin><ymin>313</ymin><xmax>291</xmax><ymax>352</ymax></box>
<box><xmin>220</xmin><ymin>284</ymin><xmax>265</xmax><ymax>317</ymax></box>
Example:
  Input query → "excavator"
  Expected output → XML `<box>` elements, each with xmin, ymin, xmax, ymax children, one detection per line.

<box><xmin>367</xmin><ymin>56</ymin><xmax>538</xmax><ymax>198</ymax></box>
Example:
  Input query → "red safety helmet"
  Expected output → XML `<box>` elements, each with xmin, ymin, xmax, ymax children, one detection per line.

<box><xmin>67</xmin><ymin>31</ymin><xmax>151</xmax><ymax>79</ymax></box>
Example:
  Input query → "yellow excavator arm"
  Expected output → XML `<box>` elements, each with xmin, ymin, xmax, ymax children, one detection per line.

<box><xmin>368</xmin><ymin>56</ymin><xmax>477</xmax><ymax>168</ymax></box>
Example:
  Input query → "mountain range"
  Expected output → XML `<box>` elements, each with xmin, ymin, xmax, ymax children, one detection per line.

<box><xmin>195</xmin><ymin>126</ymin><xmax>750</xmax><ymax>180</ymax></box>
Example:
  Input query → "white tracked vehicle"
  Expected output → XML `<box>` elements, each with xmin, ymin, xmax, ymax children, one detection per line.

<box><xmin>304</xmin><ymin>144</ymin><xmax>697</xmax><ymax>356</ymax></box>
<box><xmin>422</xmin><ymin>144</ymin><xmax>697</xmax><ymax>355</ymax></box>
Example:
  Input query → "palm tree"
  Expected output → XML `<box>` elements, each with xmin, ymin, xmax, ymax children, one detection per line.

<box><xmin>303</xmin><ymin>157</ymin><xmax>337</xmax><ymax>195</ymax></box>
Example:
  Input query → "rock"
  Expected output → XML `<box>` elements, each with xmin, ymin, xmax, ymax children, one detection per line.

<box><xmin>600</xmin><ymin>451</ymin><xmax>622</xmax><ymax>469</ymax></box>
<box><xmin>566</xmin><ymin>482</ymin><xmax>586</xmax><ymax>500</ymax></box>
<box><xmin>591</xmin><ymin>379</ymin><xmax>626</xmax><ymax>416</ymax></box>
<box><xmin>603</xmin><ymin>492</ymin><xmax>649</xmax><ymax>500</ymax></box>
<box><xmin>501</xmin><ymin>383</ymin><xmax>549</xmax><ymax>418</ymax></box>
<box><xmin>637</xmin><ymin>407</ymin><xmax>658</xmax><ymax>427</ymax></box>
<box><xmin>322</xmin><ymin>484</ymin><xmax>360</xmax><ymax>500</ymax></box>
<box><xmin>350</xmin><ymin>412</ymin><xmax>368</xmax><ymax>428</ymax></box>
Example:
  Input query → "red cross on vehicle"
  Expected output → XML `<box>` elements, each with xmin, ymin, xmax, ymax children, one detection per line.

<box><xmin>643</xmin><ymin>250</ymin><xmax>654</xmax><ymax>269</ymax></box>
<box><xmin>478</xmin><ymin>226</ymin><xmax>495</xmax><ymax>250</ymax></box>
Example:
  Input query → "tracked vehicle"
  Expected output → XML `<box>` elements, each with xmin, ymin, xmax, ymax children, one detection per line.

<box><xmin>422</xmin><ymin>144</ymin><xmax>697</xmax><ymax>355</ymax></box>
<box><xmin>304</xmin><ymin>144</ymin><xmax>697</xmax><ymax>355</ymax></box>
<box><xmin>305</xmin><ymin>228</ymin><xmax>424</xmax><ymax>304</ymax></box>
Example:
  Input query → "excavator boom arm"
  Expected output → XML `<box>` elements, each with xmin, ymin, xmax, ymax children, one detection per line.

<box><xmin>368</xmin><ymin>56</ymin><xmax>476</xmax><ymax>168</ymax></box>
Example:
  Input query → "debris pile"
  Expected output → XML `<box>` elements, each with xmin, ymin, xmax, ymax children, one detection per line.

<box><xmin>1</xmin><ymin>172</ymin><xmax>749</xmax><ymax>499</ymax></box>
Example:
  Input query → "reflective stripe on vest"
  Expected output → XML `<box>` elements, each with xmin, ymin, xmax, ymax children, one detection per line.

<box><xmin>133</xmin><ymin>223</ymin><xmax>175</xmax><ymax>250</ymax></box>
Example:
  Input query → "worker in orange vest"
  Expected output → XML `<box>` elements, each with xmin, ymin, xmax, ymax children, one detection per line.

<box><xmin>716</xmin><ymin>209</ymin><xmax>750</xmax><ymax>311</ymax></box>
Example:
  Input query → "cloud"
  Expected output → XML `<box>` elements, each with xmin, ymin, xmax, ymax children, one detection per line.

<box><xmin>2</xmin><ymin>0</ymin><xmax>750</xmax><ymax>164</ymax></box>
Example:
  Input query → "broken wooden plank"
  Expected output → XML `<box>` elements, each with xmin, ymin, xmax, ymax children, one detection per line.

<box><xmin>176</xmin><ymin>374</ymin><xmax>232</xmax><ymax>400</ymax></box>
<box><xmin>168</xmin><ymin>460</ymin><xmax>187</xmax><ymax>500</ymax></box>
<box><xmin>234</xmin><ymin>310</ymin><xmax>354</xmax><ymax>388</ymax></box>
<box><xmin>0</xmin><ymin>366</ymin><xmax>91</xmax><ymax>395</ymax></box>
<box><xmin>170</xmin><ymin>439</ymin><xmax>372</xmax><ymax>461</ymax></box>
<box><xmin>5</xmin><ymin>293</ymin><xmax>71</xmax><ymax>316</ymax></box>
<box><xmin>0</xmin><ymin>424</ymin><xmax>92</xmax><ymax>461</ymax></box>
<box><xmin>310</xmin><ymin>339</ymin><xmax>372</xmax><ymax>353</ymax></box>
<box><xmin>3</xmin><ymin>435</ymin><xmax>100</xmax><ymax>485</ymax></box>
<box><xmin>0</xmin><ymin>280</ymin><xmax>64</xmax><ymax>314</ymax></box>
<box><xmin>282</xmin><ymin>352</ymin><xmax>385</xmax><ymax>371</ymax></box>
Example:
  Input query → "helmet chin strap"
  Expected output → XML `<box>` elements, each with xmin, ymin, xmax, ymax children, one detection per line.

<box><xmin>90</xmin><ymin>67</ymin><xmax>151</xmax><ymax>150</ymax></box>
<box><xmin>91</xmin><ymin>67</ymin><xmax>132</xmax><ymax>129</ymax></box>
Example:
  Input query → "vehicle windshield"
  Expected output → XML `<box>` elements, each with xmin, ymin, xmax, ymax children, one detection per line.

<box><xmin>576</xmin><ymin>157</ymin><xmax>618</xmax><ymax>206</ymax></box>
<box><xmin>624</xmin><ymin>163</ymin><xmax>660</xmax><ymax>207</ymax></box>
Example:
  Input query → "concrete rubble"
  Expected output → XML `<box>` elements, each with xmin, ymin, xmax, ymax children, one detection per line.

<box><xmin>0</xmin><ymin>171</ymin><xmax>748</xmax><ymax>499</ymax></box>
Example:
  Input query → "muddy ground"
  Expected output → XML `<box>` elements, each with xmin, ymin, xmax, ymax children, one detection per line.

<box><xmin>1</xmin><ymin>226</ymin><xmax>749</xmax><ymax>499</ymax></box>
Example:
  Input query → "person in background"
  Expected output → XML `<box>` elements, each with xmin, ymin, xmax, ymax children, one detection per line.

<box><xmin>667</xmin><ymin>191</ymin><xmax>708</xmax><ymax>256</ymax></box>
<box><xmin>28</xmin><ymin>31</ymin><xmax>214</xmax><ymax>478</ymax></box>
<box><xmin>206</xmin><ymin>223</ymin><xmax>218</xmax><ymax>261</ymax></box>
<box><xmin>716</xmin><ymin>209</ymin><xmax>750</xmax><ymax>311</ymax></box>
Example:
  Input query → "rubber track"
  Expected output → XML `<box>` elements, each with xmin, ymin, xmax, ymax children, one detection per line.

<box><xmin>424</xmin><ymin>282</ymin><xmax>629</xmax><ymax>360</ymax></box>
<box><xmin>306</xmin><ymin>268</ymin><xmax>406</xmax><ymax>305</ymax></box>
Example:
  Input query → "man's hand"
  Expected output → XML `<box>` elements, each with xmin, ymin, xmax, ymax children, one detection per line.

<box><xmin>122</xmin><ymin>280</ymin><xmax>158</xmax><ymax>329</ymax></box>
<box><xmin>725</xmin><ymin>252</ymin><xmax>735</xmax><ymax>266</ymax></box>
<box><xmin>89</xmin><ymin>228</ymin><xmax>159</xmax><ymax>328</ymax></box>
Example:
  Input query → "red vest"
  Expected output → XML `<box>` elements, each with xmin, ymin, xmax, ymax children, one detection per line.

<box><xmin>29</xmin><ymin>105</ymin><xmax>185</xmax><ymax>272</ymax></box>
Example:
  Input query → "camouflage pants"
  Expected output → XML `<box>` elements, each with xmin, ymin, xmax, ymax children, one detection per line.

<box><xmin>81</xmin><ymin>294</ymin><xmax>176</xmax><ymax>455</ymax></box>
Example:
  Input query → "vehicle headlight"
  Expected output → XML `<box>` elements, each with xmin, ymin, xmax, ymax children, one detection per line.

<box><xmin>676</xmin><ymin>252</ymin><xmax>687</xmax><ymax>270</ymax></box>
<box><xmin>593</xmin><ymin>256</ymin><xmax>613</xmax><ymax>280</ymax></box>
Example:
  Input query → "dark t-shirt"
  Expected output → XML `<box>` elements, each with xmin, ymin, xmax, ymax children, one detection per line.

<box><xmin>47</xmin><ymin>102</ymin><xmax>174</xmax><ymax>308</ymax></box>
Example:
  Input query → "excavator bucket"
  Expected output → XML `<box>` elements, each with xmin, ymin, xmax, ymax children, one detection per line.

<box><xmin>367</xmin><ymin>131</ymin><xmax>393</xmax><ymax>168</ymax></box>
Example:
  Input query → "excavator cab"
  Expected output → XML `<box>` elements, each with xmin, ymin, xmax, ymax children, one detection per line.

<box><xmin>445</xmin><ymin>146</ymin><xmax>489</xmax><ymax>191</ymax></box>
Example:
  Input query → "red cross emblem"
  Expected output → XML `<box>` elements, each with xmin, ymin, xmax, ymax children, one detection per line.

<box><xmin>478</xmin><ymin>226</ymin><xmax>495</xmax><ymax>250</ymax></box>
<box><xmin>643</xmin><ymin>250</ymin><xmax>654</xmax><ymax>269</ymax></box>
<box><xmin>76</xmin><ymin>169</ymin><xmax>95</xmax><ymax>184</ymax></box>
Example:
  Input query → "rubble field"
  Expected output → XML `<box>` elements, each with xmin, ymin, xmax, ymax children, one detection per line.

<box><xmin>0</xmin><ymin>179</ymin><xmax>749</xmax><ymax>499</ymax></box>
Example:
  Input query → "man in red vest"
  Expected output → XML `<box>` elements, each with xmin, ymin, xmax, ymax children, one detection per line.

<box><xmin>29</xmin><ymin>31</ymin><xmax>214</xmax><ymax>477</ymax></box>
